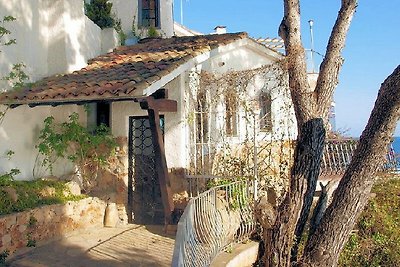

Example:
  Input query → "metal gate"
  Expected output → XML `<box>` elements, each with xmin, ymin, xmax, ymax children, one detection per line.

<box><xmin>128</xmin><ymin>116</ymin><xmax>165</xmax><ymax>224</ymax></box>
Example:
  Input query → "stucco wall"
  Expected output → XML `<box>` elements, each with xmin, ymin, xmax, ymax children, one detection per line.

<box><xmin>0</xmin><ymin>0</ymin><xmax>119</xmax><ymax>181</ymax></box>
<box><xmin>111</xmin><ymin>41</ymin><xmax>296</xmax><ymax>174</ymax></box>
<box><xmin>0</xmin><ymin>105</ymin><xmax>86</xmax><ymax>180</ymax></box>
<box><xmin>0</xmin><ymin>0</ymin><xmax>117</xmax><ymax>85</ymax></box>
<box><xmin>110</xmin><ymin>0</ymin><xmax>174</xmax><ymax>38</ymax></box>
<box><xmin>111</xmin><ymin>76</ymin><xmax>185</xmax><ymax>169</ymax></box>
<box><xmin>201</xmin><ymin>43</ymin><xmax>297</xmax><ymax>141</ymax></box>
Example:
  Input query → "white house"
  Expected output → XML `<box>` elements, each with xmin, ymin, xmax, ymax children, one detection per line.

<box><xmin>0</xmin><ymin>0</ymin><xmax>296</xmax><ymax>224</ymax></box>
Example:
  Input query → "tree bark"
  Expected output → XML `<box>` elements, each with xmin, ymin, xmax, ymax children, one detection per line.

<box><xmin>279</xmin><ymin>0</ymin><xmax>315</xmax><ymax>128</ymax></box>
<box><xmin>301</xmin><ymin>65</ymin><xmax>400</xmax><ymax>267</ymax></box>
<box><xmin>262</xmin><ymin>1</ymin><xmax>359</xmax><ymax>266</ymax></box>
<box><xmin>264</xmin><ymin>119</ymin><xmax>325</xmax><ymax>267</ymax></box>
<box><xmin>315</xmin><ymin>0</ymin><xmax>358</xmax><ymax>121</ymax></box>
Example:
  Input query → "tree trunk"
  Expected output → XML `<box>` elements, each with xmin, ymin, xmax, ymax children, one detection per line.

<box><xmin>262</xmin><ymin>1</ymin><xmax>358</xmax><ymax>266</ymax></box>
<box><xmin>264</xmin><ymin>119</ymin><xmax>325</xmax><ymax>267</ymax></box>
<box><xmin>301</xmin><ymin>65</ymin><xmax>400</xmax><ymax>267</ymax></box>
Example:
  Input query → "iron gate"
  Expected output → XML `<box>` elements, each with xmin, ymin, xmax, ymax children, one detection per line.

<box><xmin>128</xmin><ymin>116</ymin><xmax>165</xmax><ymax>224</ymax></box>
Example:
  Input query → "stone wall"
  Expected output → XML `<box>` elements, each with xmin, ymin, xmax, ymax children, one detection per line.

<box><xmin>0</xmin><ymin>197</ymin><xmax>106</xmax><ymax>255</ymax></box>
<box><xmin>93</xmin><ymin>137</ymin><xmax>129</xmax><ymax>225</ymax></box>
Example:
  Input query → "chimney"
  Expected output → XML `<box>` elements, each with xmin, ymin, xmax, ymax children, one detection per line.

<box><xmin>214</xmin><ymin>26</ymin><xmax>227</xmax><ymax>34</ymax></box>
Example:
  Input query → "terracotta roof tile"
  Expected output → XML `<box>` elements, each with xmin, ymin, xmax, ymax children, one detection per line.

<box><xmin>0</xmin><ymin>32</ymin><xmax>248</xmax><ymax>105</ymax></box>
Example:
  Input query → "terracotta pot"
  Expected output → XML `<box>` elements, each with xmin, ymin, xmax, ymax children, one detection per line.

<box><xmin>104</xmin><ymin>203</ymin><xmax>118</xmax><ymax>227</ymax></box>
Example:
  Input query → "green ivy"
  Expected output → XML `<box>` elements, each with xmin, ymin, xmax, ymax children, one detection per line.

<box><xmin>0</xmin><ymin>16</ymin><xmax>29</xmax><ymax>91</ymax></box>
<box><xmin>37</xmin><ymin>112</ymin><xmax>117</xmax><ymax>191</ymax></box>
<box><xmin>0</xmin><ymin>15</ymin><xmax>16</xmax><ymax>46</ymax></box>
<box><xmin>2</xmin><ymin>63</ymin><xmax>29</xmax><ymax>89</ymax></box>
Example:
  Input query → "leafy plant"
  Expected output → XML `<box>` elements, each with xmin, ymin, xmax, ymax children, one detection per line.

<box><xmin>26</xmin><ymin>233</ymin><xmax>36</xmax><ymax>247</ymax></box>
<box><xmin>0</xmin><ymin>15</ymin><xmax>16</xmax><ymax>46</ymax></box>
<box><xmin>37</xmin><ymin>112</ymin><xmax>117</xmax><ymax>191</ymax></box>
<box><xmin>2</xmin><ymin>63</ymin><xmax>28</xmax><ymax>89</ymax></box>
<box><xmin>28</xmin><ymin>215</ymin><xmax>37</xmax><ymax>227</ymax></box>
<box><xmin>113</xmin><ymin>17</ymin><xmax>126</xmax><ymax>45</ymax></box>
<box><xmin>0</xmin><ymin>16</ymin><xmax>28</xmax><ymax>91</ymax></box>
<box><xmin>0</xmin><ymin>250</ymin><xmax>9</xmax><ymax>265</ymax></box>
<box><xmin>0</xmin><ymin>150</ymin><xmax>20</xmax><ymax>185</ymax></box>
<box><xmin>206</xmin><ymin>177</ymin><xmax>250</xmax><ymax>210</ymax></box>
<box><xmin>0</xmin><ymin>168</ymin><xmax>20</xmax><ymax>185</ymax></box>
<box><xmin>85</xmin><ymin>0</ymin><xmax>115</xmax><ymax>29</ymax></box>
<box><xmin>339</xmin><ymin>178</ymin><xmax>400</xmax><ymax>266</ymax></box>
<box><xmin>147</xmin><ymin>26</ymin><xmax>159</xmax><ymax>38</ymax></box>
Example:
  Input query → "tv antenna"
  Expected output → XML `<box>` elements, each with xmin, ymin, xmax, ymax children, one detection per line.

<box><xmin>180</xmin><ymin>0</ymin><xmax>189</xmax><ymax>25</ymax></box>
<box><xmin>308</xmin><ymin>19</ymin><xmax>316</xmax><ymax>73</ymax></box>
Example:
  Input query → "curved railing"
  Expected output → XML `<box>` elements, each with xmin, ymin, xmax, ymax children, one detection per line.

<box><xmin>321</xmin><ymin>139</ymin><xmax>398</xmax><ymax>176</ymax></box>
<box><xmin>172</xmin><ymin>180</ymin><xmax>256</xmax><ymax>267</ymax></box>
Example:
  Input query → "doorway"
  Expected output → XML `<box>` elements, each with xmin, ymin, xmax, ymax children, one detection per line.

<box><xmin>128</xmin><ymin>116</ymin><xmax>165</xmax><ymax>224</ymax></box>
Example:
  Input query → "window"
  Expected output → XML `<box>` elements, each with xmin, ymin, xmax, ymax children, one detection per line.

<box><xmin>225</xmin><ymin>90</ymin><xmax>238</xmax><ymax>137</ymax></box>
<box><xmin>260</xmin><ymin>92</ymin><xmax>272</xmax><ymax>132</ymax></box>
<box><xmin>96</xmin><ymin>102</ymin><xmax>110</xmax><ymax>128</ymax></box>
<box><xmin>87</xmin><ymin>102</ymin><xmax>111</xmax><ymax>132</ymax></box>
<box><xmin>196</xmin><ymin>90</ymin><xmax>208</xmax><ymax>144</ymax></box>
<box><xmin>139</xmin><ymin>0</ymin><xmax>160</xmax><ymax>28</ymax></box>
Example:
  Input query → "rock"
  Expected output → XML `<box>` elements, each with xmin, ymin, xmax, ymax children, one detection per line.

<box><xmin>18</xmin><ymin>225</ymin><xmax>27</xmax><ymax>233</ymax></box>
<box><xmin>41</xmin><ymin>175</ymin><xmax>58</xmax><ymax>181</ymax></box>
<box><xmin>3</xmin><ymin>186</ymin><xmax>18</xmax><ymax>202</ymax></box>
<box><xmin>64</xmin><ymin>181</ymin><xmax>81</xmax><ymax>196</ymax></box>
<box><xmin>61</xmin><ymin>173</ymin><xmax>84</xmax><ymax>190</ymax></box>
<box><xmin>39</xmin><ymin>186</ymin><xmax>55</xmax><ymax>197</ymax></box>
<box><xmin>2</xmin><ymin>234</ymin><xmax>11</xmax><ymax>246</ymax></box>
<box><xmin>5</xmin><ymin>214</ymin><xmax>16</xmax><ymax>228</ymax></box>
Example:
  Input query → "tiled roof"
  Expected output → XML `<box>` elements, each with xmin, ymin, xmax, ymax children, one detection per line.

<box><xmin>0</xmin><ymin>32</ymin><xmax>248</xmax><ymax>106</ymax></box>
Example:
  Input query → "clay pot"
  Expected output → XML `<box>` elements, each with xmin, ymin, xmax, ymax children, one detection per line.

<box><xmin>104</xmin><ymin>203</ymin><xmax>118</xmax><ymax>227</ymax></box>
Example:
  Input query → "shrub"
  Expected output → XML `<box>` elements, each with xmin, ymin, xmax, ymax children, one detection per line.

<box><xmin>85</xmin><ymin>0</ymin><xmax>115</xmax><ymax>29</ymax></box>
<box><xmin>0</xmin><ymin>250</ymin><xmax>9</xmax><ymax>265</ymax></box>
<box><xmin>339</xmin><ymin>178</ymin><xmax>400</xmax><ymax>266</ymax></box>
<box><xmin>37</xmin><ymin>112</ymin><xmax>117</xmax><ymax>192</ymax></box>
<box><xmin>0</xmin><ymin>179</ymin><xmax>85</xmax><ymax>215</ymax></box>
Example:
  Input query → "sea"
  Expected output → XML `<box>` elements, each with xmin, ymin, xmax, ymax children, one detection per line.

<box><xmin>393</xmin><ymin>137</ymin><xmax>400</xmax><ymax>155</ymax></box>
<box><xmin>392</xmin><ymin>137</ymin><xmax>400</xmax><ymax>170</ymax></box>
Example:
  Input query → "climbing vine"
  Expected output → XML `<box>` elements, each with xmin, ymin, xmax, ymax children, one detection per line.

<box><xmin>0</xmin><ymin>15</ymin><xmax>29</xmax><ymax>184</ymax></box>
<box><xmin>0</xmin><ymin>15</ymin><xmax>29</xmax><ymax>123</ymax></box>
<box><xmin>187</xmin><ymin>61</ymin><xmax>297</xmax><ymax>197</ymax></box>
<box><xmin>36</xmin><ymin>112</ymin><xmax>117</xmax><ymax>192</ymax></box>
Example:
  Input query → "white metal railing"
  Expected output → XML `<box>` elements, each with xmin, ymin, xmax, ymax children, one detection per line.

<box><xmin>172</xmin><ymin>180</ymin><xmax>256</xmax><ymax>267</ymax></box>
<box><xmin>321</xmin><ymin>139</ymin><xmax>398</xmax><ymax>176</ymax></box>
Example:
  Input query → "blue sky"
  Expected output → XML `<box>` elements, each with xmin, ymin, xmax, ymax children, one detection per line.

<box><xmin>173</xmin><ymin>0</ymin><xmax>400</xmax><ymax>137</ymax></box>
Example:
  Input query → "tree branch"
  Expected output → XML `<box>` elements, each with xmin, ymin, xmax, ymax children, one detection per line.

<box><xmin>281</xmin><ymin>0</ymin><xmax>316</xmax><ymax>128</ymax></box>
<box><xmin>303</xmin><ymin>65</ymin><xmax>400</xmax><ymax>267</ymax></box>
<box><xmin>315</xmin><ymin>0</ymin><xmax>358</xmax><ymax>122</ymax></box>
